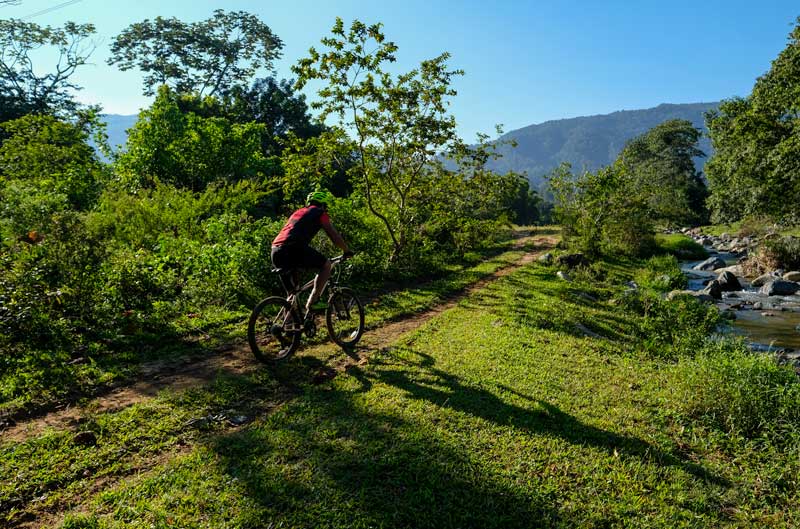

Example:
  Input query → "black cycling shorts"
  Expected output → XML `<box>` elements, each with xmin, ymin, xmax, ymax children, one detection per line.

<box><xmin>271</xmin><ymin>244</ymin><xmax>327</xmax><ymax>271</ymax></box>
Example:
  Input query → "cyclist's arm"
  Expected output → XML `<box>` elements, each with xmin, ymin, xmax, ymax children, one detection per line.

<box><xmin>321</xmin><ymin>218</ymin><xmax>349</xmax><ymax>253</ymax></box>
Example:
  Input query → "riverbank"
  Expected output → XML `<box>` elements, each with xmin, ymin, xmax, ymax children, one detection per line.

<box><xmin>670</xmin><ymin>229</ymin><xmax>800</xmax><ymax>356</ymax></box>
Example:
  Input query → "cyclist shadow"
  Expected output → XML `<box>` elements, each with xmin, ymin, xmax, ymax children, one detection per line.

<box><xmin>363</xmin><ymin>347</ymin><xmax>729</xmax><ymax>489</ymax></box>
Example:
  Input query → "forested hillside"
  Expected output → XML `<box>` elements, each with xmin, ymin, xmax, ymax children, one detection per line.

<box><xmin>489</xmin><ymin>102</ymin><xmax>718</xmax><ymax>185</ymax></box>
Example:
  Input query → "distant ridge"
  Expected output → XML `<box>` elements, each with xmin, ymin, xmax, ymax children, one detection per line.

<box><xmin>101</xmin><ymin>103</ymin><xmax>719</xmax><ymax>183</ymax></box>
<box><xmin>488</xmin><ymin>102</ymin><xmax>718</xmax><ymax>187</ymax></box>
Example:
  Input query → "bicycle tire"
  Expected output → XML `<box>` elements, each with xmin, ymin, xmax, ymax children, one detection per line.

<box><xmin>248</xmin><ymin>296</ymin><xmax>302</xmax><ymax>362</ymax></box>
<box><xmin>325</xmin><ymin>287</ymin><xmax>365</xmax><ymax>349</ymax></box>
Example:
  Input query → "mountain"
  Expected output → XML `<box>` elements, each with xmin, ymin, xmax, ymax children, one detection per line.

<box><xmin>101</xmin><ymin>114</ymin><xmax>139</xmax><ymax>152</ymax></box>
<box><xmin>488</xmin><ymin>102</ymin><xmax>718</xmax><ymax>187</ymax></box>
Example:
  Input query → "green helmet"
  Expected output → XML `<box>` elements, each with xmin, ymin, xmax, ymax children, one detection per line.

<box><xmin>306</xmin><ymin>189</ymin><xmax>334</xmax><ymax>208</ymax></box>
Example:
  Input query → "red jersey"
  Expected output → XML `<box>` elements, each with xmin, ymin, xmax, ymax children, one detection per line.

<box><xmin>272</xmin><ymin>205</ymin><xmax>330</xmax><ymax>247</ymax></box>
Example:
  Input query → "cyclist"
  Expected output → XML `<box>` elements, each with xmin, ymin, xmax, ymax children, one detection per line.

<box><xmin>271</xmin><ymin>189</ymin><xmax>352</xmax><ymax>322</ymax></box>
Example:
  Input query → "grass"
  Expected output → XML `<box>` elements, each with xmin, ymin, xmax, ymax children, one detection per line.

<box><xmin>5</xmin><ymin>250</ymin><xmax>800</xmax><ymax>527</ymax></box>
<box><xmin>654</xmin><ymin>233</ymin><xmax>708</xmax><ymax>260</ymax></box>
<box><xmin>702</xmin><ymin>219</ymin><xmax>800</xmax><ymax>238</ymax></box>
<box><xmin>0</xmin><ymin>227</ymin><xmax>550</xmax><ymax>419</ymax></box>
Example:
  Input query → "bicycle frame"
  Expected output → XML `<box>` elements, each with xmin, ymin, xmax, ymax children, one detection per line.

<box><xmin>280</xmin><ymin>256</ymin><xmax>347</xmax><ymax>315</ymax></box>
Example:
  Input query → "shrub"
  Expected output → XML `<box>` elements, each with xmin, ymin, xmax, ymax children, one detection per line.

<box><xmin>672</xmin><ymin>340</ymin><xmax>800</xmax><ymax>445</ymax></box>
<box><xmin>621</xmin><ymin>289</ymin><xmax>723</xmax><ymax>359</ymax></box>
<box><xmin>633</xmin><ymin>254</ymin><xmax>686</xmax><ymax>292</ymax></box>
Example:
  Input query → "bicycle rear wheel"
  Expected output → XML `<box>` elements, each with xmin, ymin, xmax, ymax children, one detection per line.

<box><xmin>248</xmin><ymin>296</ymin><xmax>302</xmax><ymax>362</ymax></box>
<box><xmin>326</xmin><ymin>287</ymin><xmax>365</xmax><ymax>349</ymax></box>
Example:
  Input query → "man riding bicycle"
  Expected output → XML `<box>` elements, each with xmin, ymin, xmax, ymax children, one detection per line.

<box><xmin>271</xmin><ymin>189</ymin><xmax>352</xmax><ymax>322</ymax></box>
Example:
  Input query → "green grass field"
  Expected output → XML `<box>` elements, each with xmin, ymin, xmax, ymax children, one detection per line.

<box><xmin>4</xmin><ymin>242</ymin><xmax>800</xmax><ymax>528</ymax></box>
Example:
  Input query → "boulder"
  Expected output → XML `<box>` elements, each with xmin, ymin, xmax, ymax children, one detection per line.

<box><xmin>557</xmin><ymin>253</ymin><xmax>588</xmax><ymax>269</ymax></box>
<box><xmin>700</xmin><ymin>237</ymin><xmax>713</xmax><ymax>246</ymax></box>
<box><xmin>717</xmin><ymin>271</ymin><xmax>742</xmax><ymax>292</ymax></box>
<box><xmin>666</xmin><ymin>290</ymin><xmax>715</xmax><ymax>303</ymax></box>
<box><xmin>702</xmin><ymin>279</ymin><xmax>722</xmax><ymax>300</ymax></box>
<box><xmin>715</xmin><ymin>264</ymin><xmax>744</xmax><ymax>276</ymax></box>
<box><xmin>537</xmin><ymin>252</ymin><xmax>554</xmax><ymax>265</ymax></box>
<box><xmin>719</xmin><ymin>232</ymin><xmax>731</xmax><ymax>241</ymax></box>
<box><xmin>759</xmin><ymin>280</ymin><xmax>800</xmax><ymax>296</ymax></box>
<box><xmin>783</xmin><ymin>271</ymin><xmax>800</xmax><ymax>282</ymax></box>
<box><xmin>692</xmin><ymin>256</ymin><xmax>726</xmax><ymax>271</ymax></box>
<box><xmin>556</xmin><ymin>271</ymin><xmax>571</xmax><ymax>282</ymax></box>
<box><xmin>751</xmin><ymin>272</ymin><xmax>781</xmax><ymax>287</ymax></box>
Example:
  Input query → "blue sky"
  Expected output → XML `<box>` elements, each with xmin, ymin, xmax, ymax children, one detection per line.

<box><xmin>3</xmin><ymin>0</ymin><xmax>798</xmax><ymax>140</ymax></box>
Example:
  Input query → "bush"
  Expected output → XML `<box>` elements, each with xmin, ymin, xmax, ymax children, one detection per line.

<box><xmin>633</xmin><ymin>254</ymin><xmax>686</xmax><ymax>292</ymax></box>
<box><xmin>620</xmin><ymin>289</ymin><xmax>723</xmax><ymax>359</ymax></box>
<box><xmin>672</xmin><ymin>340</ymin><xmax>800</xmax><ymax>445</ymax></box>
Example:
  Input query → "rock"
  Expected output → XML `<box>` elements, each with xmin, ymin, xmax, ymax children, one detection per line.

<box><xmin>575</xmin><ymin>291</ymin><xmax>598</xmax><ymax>302</ymax></box>
<box><xmin>753</xmin><ymin>302</ymin><xmax>764</xmax><ymax>310</ymax></box>
<box><xmin>702</xmin><ymin>280</ymin><xmax>722</xmax><ymax>300</ymax></box>
<box><xmin>625</xmin><ymin>280</ymin><xmax>639</xmax><ymax>290</ymax></box>
<box><xmin>556</xmin><ymin>271</ymin><xmax>571</xmax><ymax>282</ymax></box>
<box><xmin>73</xmin><ymin>431</ymin><xmax>97</xmax><ymax>446</ymax></box>
<box><xmin>717</xmin><ymin>271</ymin><xmax>742</xmax><ymax>292</ymax></box>
<box><xmin>537</xmin><ymin>252</ymin><xmax>554</xmax><ymax>265</ymax></box>
<box><xmin>700</xmin><ymin>237</ymin><xmax>713</xmax><ymax>246</ymax></box>
<box><xmin>666</xmin><ymin>290</ymin><xmax>715</xmax><ymax>303</ymax></box>
<box><xmin>783</xmin><ymin>271</ymin><xmax>800</xmax><ymax>282</ymax></box>
<box><xmin>692</xmin><ymin>256</ymin><xmax>726</xmax><ymax>271</ymax></box>
<box><xmin>716</xmin><ymin>264</ymin><xmax>744</xmax><ymax>276</ymax></box>
<box><xmin>760</xmin><ymin>280</ymin><xmax>800</xmax><ymax>296</ymax></box>
<box><xmin>720</xmin><ymin>232</ymin><xmax>731</xmax><ymax>241</ymax></box>
<box><xmin>557</xmin><ymin>253</ymin><xmax>588</xmax><ymax>269</ymax></box>
<box><xmin>752</xmin><ymin>272</ymin><xmax>781</xmax><ymax>287</ymax></box>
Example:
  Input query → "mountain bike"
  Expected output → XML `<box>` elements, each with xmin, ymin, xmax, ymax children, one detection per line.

<box><xmin>247</xmin><ymin>255</ymin><xmax>365</xmax><ymax>362</ymax></box>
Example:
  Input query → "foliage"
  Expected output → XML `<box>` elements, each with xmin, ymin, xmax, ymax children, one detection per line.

<box><xmin>0</xmin><ymin>19</ymin><xmax>96</xmax><ymax>121</ymax></box>
<box><xmin>549</xmin><ymin>119</ymin><xmax>708</xmax><ymax>257</ymax></box>
<box><xmin>633</xmin><ymin>254</ymin><xmax>687</xmax><ymax>292</ymax></box>
<box><xmin>548</xmin><ymin>162</ymin><xmax>654</xmax><ymax>257</ymax></box>
<box><xmin>115</xmin><ymin>86</ymin><xmax>275</xmax><ymax>191</ymax></box>
<box><xmin>278</xmin><ymin>128</ymin><xmax>355</xmax><ymax>205</ymax></box>
<box><xmin>758</xmin><ymin>236</ymin><xmax>800</xmax><ymax>271</ymax></box>
<box><xmin>0</xmin><ymin>113</ymin><xmax>106</xmax><ymax>213</ymax></box>
<box><xmin>222</xmin><ymin>77</ymin><xmax>326</xmax><ymax>156</ymax></box>
<box><xmin>705</xmin><ymin>17</ymin><xmax>800</xmax><ymax>223</ymax></box>
<box><xmin>293</xmin><ymin>18</ymin><xmax>463</xmax><ymax>260</ymax></box>
<box><xmin>617</xmin><ymin>119</ymin><xmax>708</xmax><ymax>225</ymax></box>
<box><xmin>673</xmin><ymin>340</ymin><xmax>800</xmax><ymax>445</ymax></box>
<box><xmin>108</xmin><ymin>10</ymin><xmax>283</xmax><ymax>97</ymax></box>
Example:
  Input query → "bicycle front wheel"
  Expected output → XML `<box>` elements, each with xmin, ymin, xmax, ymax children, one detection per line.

<box><xmin>248</xmin><ymin>296</ymin><xmax>302</xmax><ymax>362</ymax></box>
<box><xmin>326</xmin><ymin>288</ymin><xmax>365</xmax><ymax>349</ymax></box>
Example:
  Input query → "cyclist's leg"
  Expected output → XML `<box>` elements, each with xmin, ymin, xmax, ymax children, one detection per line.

<box><xmin>305</xmin><ymin>259</ymin><xmax>331</xmax><ymax>315</ymax></box>
<box><xmin>298</xmin><ymin>246</ymin><xmax>330</xmax><ymax>315</ymax></box>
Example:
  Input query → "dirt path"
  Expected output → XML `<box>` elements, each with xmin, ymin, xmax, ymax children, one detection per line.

<box><xmin>3</xmin><ymin>234</ymin><xmax>556</xmax><ymax>444</ymax></box>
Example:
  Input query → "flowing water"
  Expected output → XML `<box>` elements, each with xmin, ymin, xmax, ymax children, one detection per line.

<box><xmin>681</xmin><ymin>253</ymin><xmax>800</xmax><ymax>353</ymax></box>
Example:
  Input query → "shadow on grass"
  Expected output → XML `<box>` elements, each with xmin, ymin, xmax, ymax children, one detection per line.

<box><xmin>202</xmin><ymin>343</ymin><xmax>728</xmax><ymax>529</ymax></box>
<box><xmin>367</xmin><ymin>348</ymin><xmax>727</xmax><ymax>489</ymax></box>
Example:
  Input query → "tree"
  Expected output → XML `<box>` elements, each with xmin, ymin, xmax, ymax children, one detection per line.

<box><xmin>115</xmin><ymin>86</ymin><xmax>274</xmax><ymax>192</ymax></box>
<box><xmin>0</xmin><ymin>19</ymin><xmax>96</xmax><ymax>121</ymax></box>
<box><xmin>548</xmin><ymin>119</ymin><xmax>707</xmax><ymax>256</ymax></box>
<box><xmin>108</xmin><ymin>10</ymin><xmax>283</xmax><ymax>97</ymax></box>
<box><xmin>224</xmin><ymin>77</ymin><xmax>325</xmax><ymax>156</ymax></box>
<box><xmin>293</xmin><ymin>18</ymin><xmax>463</xmax><ymax>260</ymax></box>
<box><xmin>705</xmin><ymin>17</ymin><xmax>800</xmax><ymax>223</ymax></box>
<box><xmin>617</xmin><ymin>119</ymin><xmax>707</xmax><ymax>226</ymax></box>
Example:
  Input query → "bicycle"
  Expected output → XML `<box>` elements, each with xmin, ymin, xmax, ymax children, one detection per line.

<box><xmin>247</xmin><ymin>255</ymin><xmax>365</xmax><ymax>362</ymax></box>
